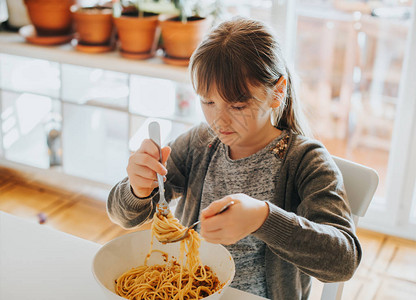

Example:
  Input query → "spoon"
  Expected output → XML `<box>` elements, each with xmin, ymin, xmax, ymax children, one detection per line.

<box><xmin>148</xmin><ymin>121</ymin><xmax>170</xmax><ymax>216</ymax></box>
<box><xmin>166</xmin><ymin>201</ymin><xmax>235</xmax><ymax>243</ymax></box>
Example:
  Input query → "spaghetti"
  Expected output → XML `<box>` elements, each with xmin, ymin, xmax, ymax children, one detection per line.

<box><xmin>115</xmin><ymin>212</ymin><xmax>222</xmax><ymax>300</ymax></box>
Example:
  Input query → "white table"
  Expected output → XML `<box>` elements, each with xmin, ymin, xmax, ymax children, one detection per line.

<box><xmin>0</xmin><ymin>211</ymin><xmax>268</xmax><ymax>300</ymax></box>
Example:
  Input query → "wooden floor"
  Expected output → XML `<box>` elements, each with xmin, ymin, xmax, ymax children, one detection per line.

<box><xmin>1</xmin><ymin>166</ymin><xmax>416</xmax><ymax>300</ymax></box>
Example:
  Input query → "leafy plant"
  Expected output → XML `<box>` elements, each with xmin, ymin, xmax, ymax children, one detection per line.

<box><xmin>112</xmin><ymin>0</ymin><xmax>221</xmax><ymax>23</ymax></box>
<box><xmin>113</xmin><ymin>0</ymin><xmax>176</xmax><ymax>18</ymax></box>
<box><xmin>173</xmin><ymin>0</ymin><xmax>221</xmax><ymax>23</ymax></box>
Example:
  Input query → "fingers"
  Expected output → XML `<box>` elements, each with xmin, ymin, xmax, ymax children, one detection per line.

<box><xmin>201</xmin><ymin>227</ymin><xmax>242</xmax><ymax>245</ymax></box>
<box><xmin>200</xmin><ymin>197</ymin><xmax>236</xmax><ymax>239</ymax></box>
<box><xmin>161</xmin><ymin>146</ymin><xmax>171</xmax><ymax>166</ymax></box>
<box><xmin>200</xmin><ymin>194</ymin><xmax>269</xmax><ymax>245</ymax></box>
<box><xmin>129</xmin><ymin>152</ymin><xmax>167</xmax><ymax>177</ymax></box>
<box><xmin>142</xmin><ymin>139</ymin><xmax>171</xmax><ymax>163</ymax></box>
<box><xmin>202</xmin><ymin>231</ymin><xmax>227</xmax><ymax>245</ymax></box>
<box><xmin>201</xmin><ymin>197</ymin><xmax>234</xmax><ymax>219</ymax></box>
<box><xmin>127</xmin><ymin>139</ymin><xmax>171</xmax><ymax>198</ymax></box>
<box><xmin>135</xmin><ymin>139</ymin><xmax>170</xmax><ymax>174</ymax></box>
<box><xmin>127</xmin><ymin>165</ymin><xmax>158</xmax><ymax>187</ymax></box>
<box><xmin>140</xmin><ymin>138</ymin><xmax>160</xmax><ymax>160</ymax></box>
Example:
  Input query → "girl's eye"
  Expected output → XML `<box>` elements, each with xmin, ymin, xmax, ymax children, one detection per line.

<box><xmin>200</xmin><ymin>100</ymin><xmax>214</xmax><ymax>105</ymax></box>
<box><xmin>231</xmin><ymin>105</ymin><xmax>247</xmax><ymax>111</ymax></box>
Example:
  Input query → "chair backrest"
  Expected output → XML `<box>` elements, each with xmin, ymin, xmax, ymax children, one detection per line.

<box><xmin>332</xmin><ymin>156</ymin><xmax>379</xmax><ymax>221</ymax></box>
<box><xmin>320</xmin><ymin>156</ymin><xmax>379</xmax><ymax>300</ymax></box>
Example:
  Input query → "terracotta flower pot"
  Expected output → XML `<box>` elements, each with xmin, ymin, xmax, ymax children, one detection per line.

<box><xmin>24</xmin><ymin>0</ymin><xmax>74</xmax><ymax>36</ymax></box>
<box><xmin>160</xmin><ymin>16</ymin><xmax>211</xmax><ymax>61</ymax></box>
<box><xmin>114</xmin><ymin>14</ymin><xmax>159</xmax><ymax>57</ymax></box>
<box><xmin>71</xmin><ymin>5</ymin><xmax>113</xmax><ymax>45</ymax></box>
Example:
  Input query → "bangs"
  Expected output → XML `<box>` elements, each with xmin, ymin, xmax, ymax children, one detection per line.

<box><xmin>189</xmin><ymin>17</ymin><xmax>280</xmax><ymax>104</ymax></box>
<box><xmin>190</xmin><ymin>45</ymin><xmax>258</xmax><ymax>103</ymax></box>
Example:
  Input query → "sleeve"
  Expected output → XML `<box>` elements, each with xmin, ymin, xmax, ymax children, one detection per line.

<box><xmin>252</xmin><ymin>141</ymin><xmax>362</xmax><ymax>282</ymax></box>
<box><xmin>106</xmin><ymin>125</ymin><xmax>202</xmax><ymax>229</ymax></box>
<box><xmin>107</xmin><ymin>176</ymin><xmax>156</xmax><ymax>229</ymax></box>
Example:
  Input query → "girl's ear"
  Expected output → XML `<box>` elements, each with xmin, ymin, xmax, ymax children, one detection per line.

<box><xmin>271</xmin><ymin>100</ymin><xmax>281</xmax><ymax>108</ymax></box>
<box><xmin>271</xmin><ymin>77</ymin><xmax>287</xmax><ymax>108</ymax></box>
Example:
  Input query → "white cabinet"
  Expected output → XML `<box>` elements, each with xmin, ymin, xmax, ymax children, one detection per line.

<box><xmin>0</xmin><ymin>34</ymin><xmax>202</xmax><ymax>186</ymax></box>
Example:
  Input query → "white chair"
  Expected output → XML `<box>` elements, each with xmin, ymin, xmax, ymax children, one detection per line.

<box><xmin>319</xmin><ymin>156</ymin><xmax>379</xmax><ymax>300</ymax></box>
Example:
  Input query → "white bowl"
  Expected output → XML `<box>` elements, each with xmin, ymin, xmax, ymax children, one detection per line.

<box><xmin>92</xmin><ymin>229</ymin><xmax>235</xmax><ymax>300</ymax></box>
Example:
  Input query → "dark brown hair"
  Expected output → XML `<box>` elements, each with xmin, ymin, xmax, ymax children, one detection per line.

<box><xmin>189</xmin><ymin>17</ymin><xmax>311</xmax><ymax>136</ymax></box>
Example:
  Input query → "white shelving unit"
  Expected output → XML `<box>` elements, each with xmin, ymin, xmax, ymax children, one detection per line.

<box><xmin>0</xmin><ymin>32</ymin><xmax>203</xmax><ymax>189</ymax></box>
<box><xmin>0</xmin><ymin>31</ymin><xmax>191</xmax><ymax>82</ymax></box>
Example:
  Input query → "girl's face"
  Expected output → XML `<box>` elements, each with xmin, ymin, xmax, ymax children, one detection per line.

<box><xmin>200</xmin><ymin>84</ymin><xmax>280</xmax><ymax>156</ymax></box>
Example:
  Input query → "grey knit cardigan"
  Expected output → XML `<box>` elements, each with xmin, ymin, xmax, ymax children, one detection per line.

<box><xmin>107</xmin><ymin>124</ymin><xmax>362</xmax><ymax>300</ymax></box>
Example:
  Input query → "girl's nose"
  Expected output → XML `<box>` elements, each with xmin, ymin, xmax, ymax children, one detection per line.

<box><xmin>215</xmin><ymin>106</ymin><xmax>232</xmax><ymax>126</ymax></box>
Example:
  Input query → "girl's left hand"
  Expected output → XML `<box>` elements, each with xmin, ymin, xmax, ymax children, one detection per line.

<box><xmin>200</xmin><ymin>194</ymin><xmax>269</xmax><ymax>245</ymax></box>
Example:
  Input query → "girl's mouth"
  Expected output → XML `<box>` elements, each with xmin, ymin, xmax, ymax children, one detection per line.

<box><xmin>219</xmin><ymin>130</ymin><xmax>235</xmax><ymax>136</ymax></box>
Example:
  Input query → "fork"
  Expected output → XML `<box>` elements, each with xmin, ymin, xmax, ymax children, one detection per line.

<box><xmin>164</xmin><ymin>201</ymin><xmax>235</xmax><ymax>243</ymax></box>
<box><xmin>148</xmin><ymin>121</ymin><xmax>170</xmax><ymax>216</ymax></box>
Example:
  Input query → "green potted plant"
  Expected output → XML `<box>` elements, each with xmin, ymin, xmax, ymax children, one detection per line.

<box><xmin>159</xmin><ymin>0</ymin><xmax>218</xmax><ymax>66</ymax></box>
<box><xmin>70</xmin><ymin>1</ymin><xmax>115</xmax><ymax>53</ymax></box>
<box><xmin>112</xmin><ymin>0</ymin><xmax>174</xmax><ymax>59</ymax></box>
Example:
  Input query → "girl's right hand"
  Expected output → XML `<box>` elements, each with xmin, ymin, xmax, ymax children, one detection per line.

<box><xmin>126</xmin><ymin>139</ymin><xmax>171</xmax><ymax>198</ymax></box>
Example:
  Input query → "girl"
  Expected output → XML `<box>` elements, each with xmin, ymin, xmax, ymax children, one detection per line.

<box><xmin>107</xmin><ymin>17</ymin><xmax>361</xmax><ymax>300</ymax></box>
